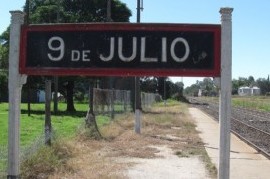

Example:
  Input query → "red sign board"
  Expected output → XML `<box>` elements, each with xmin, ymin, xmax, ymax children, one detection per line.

<box><xmin>20</xmin><ymin>23</ymin><xmax>221</xmax><ymax>77</ymax></box>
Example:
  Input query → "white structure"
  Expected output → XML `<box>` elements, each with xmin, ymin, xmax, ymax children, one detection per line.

<box><xmin>238</xmin><ymin>86</ymin><xmax>261</xmax><ymax>96</ymax></box>
<box><xmin>37</xmin><ymin>90</ymin><xmax>45</xmax><ymax>102</ymax></box>
<box><xmin>198</xmin><ymin>89</ymin><xmax>202</xmax><ymax>97</ymax></box>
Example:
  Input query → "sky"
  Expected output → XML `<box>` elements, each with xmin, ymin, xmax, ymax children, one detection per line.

<box><xmin>1</xmin><ymin>0</ymin><xmax>270</xmax><ymax>87</ymax></box>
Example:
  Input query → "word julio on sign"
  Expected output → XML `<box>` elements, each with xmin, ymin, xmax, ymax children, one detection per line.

<box><xmin>20</xmin><ymin>23</ymin><xmax>221</xmax><ymax>77</ymax></box>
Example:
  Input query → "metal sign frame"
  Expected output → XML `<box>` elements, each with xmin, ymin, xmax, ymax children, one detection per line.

<box><xmin>20</xmin><ymin>23</ymin><xmax>221</xmax><ymax>77</ymax></box>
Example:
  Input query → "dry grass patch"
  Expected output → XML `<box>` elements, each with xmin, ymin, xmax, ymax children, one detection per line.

<box><xmin>21</xmin><ymin>140</ymin><xmax>75</xmax><ymax>179</ymax></box>
<box><xmin>48</xmin><ymin>101</ymin><xmax>216</xmax><ymax>178</ymax></box>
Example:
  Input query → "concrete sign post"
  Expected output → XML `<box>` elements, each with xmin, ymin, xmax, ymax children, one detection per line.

<box><xmin>219</xmin><ymin>8</ymin><xmax>233</xmax><ymax>179</ymax></box>
<box><xmin>7</xmin><ymin>11</ymin><xmax>27</xmax><ymax>179</ymax></box>
<box><xmin>135</xmin><ymin>0</ymin><xmax>142</xmax><ymax>134</ymax></box>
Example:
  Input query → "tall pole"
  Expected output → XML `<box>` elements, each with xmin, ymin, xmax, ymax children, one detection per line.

<box><xmin>107</xmin><ymin>0</ymin><xmax>112</xmax><ymax>22</ymax></box>
<box><xmin>135</xmin><ymin>0</ymin><xmax>142</xmax><ymax>134</ymax></box>
<box><xmin>53</xmin><ymin>0</ymin><xmax>60</xmax><ymax>114</ymax></box>
<box><xmin>8</xmin><ymin>11</ymin><xmax>27</xmax><ymax>179</ymax></box>
<box><xmin>219</xmin><ymin>7</ymin><xmax>233</xmax><ymax>179</ymax></box>
<box><xmin>137</xmin><ymin>0</ymin><xmax>141</xmax><ymax>22</ymax></box>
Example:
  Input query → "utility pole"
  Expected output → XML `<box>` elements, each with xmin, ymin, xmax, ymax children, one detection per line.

<box><xmin>107</xmin><ymin>0</ymin><xmax>112</xmax><ymax>22</ymax></box>
<box><xmin>135</xmin><ymin>0</ymin><xmax>143</xmax><ymax>134</ymax></box>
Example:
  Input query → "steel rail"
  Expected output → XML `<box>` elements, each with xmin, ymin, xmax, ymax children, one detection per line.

<box><xmin>231</xmin><ymin>117</ymin><xmax>270</xmax><ymax>159</ymax></box>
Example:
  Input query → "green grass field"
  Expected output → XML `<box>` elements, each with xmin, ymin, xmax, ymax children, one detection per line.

<box><xmin>0</xmin><ymin>102</ymin><xmax>113</xmax><ymax>146</ymax></box>
<box><xmin>2</xmin><ymin>103</ymin><xmax>77</xmax><ymax>146</ymax></box>
<box><xmin>199</xmin><ymin>96</ymin><xmax>270</xmax><ymax>112</ymax></box>
<box><xmin>232</xmin><ymin>96</ymin><xmax>270</xmax><ymax>111</ymax></box>
<box><xmin>0</xmin><ymin>101</ymin><xmax>114</xmax><ymax>176</ymax></box>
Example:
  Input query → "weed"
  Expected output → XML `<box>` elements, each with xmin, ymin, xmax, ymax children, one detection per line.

<box><xmin>20</xmin><ymin>139</ymin><xmax>74</xmax><ymax>179</ymax></box>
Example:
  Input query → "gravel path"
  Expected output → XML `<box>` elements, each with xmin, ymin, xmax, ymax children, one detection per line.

<box><xmin>125</xmin><ymin>145</ymin><xmax>210</xmax><ymax>179</ymax></box>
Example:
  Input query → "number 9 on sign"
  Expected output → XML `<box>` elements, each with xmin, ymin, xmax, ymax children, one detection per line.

<box><xmin>47</xmin><ymin>36</ymin><xmax>65</xmax><ymax>61</ymax></box>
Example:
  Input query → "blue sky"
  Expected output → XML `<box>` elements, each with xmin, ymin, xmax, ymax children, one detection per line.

<box><xmin>1</xmin><ymin>0</ymin><xmax>270</xmax><ymax>87</ymax></box>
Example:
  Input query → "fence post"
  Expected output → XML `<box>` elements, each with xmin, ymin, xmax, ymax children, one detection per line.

<box><xmin>53</xmin><ymin>76</ymin><xmax>58</xmax><ymax>114</ymax></box>
<box><xmin>124</xmin><ymin>91</ymin><xmax>127</xmax><ymax>112</ymax></box>
<box><xmin>110</xmin><ymin>89</ymin><xmax>115</xmax><ymax>119</ymax></box>
<box><xmin>45</xmin><ymin>80</ymin><xmax>52</xmax><ymax>146</ymax></box>
<box><xmin>89</xmin><ymin>82</ymin><xmax>94</xmax><ymax>113</ymax></box>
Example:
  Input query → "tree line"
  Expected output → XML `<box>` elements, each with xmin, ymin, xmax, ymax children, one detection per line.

<box><xmin>184</xmin><ymin>76</ymin><xmax>270</xmax><ymax>96</ymax></box>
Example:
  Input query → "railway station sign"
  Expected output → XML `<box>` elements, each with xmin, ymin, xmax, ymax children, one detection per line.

<box><xmin>20</xmin><ymin>23</ymin><xmax>221</xmax><ymax>77</ymax></box>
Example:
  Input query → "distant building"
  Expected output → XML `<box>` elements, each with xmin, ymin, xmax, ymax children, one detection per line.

<box><xmin>21</xmin><ymin>89</ymin><xmax>46</xmax><ymax>103</ymax></box>
<box><xmin>238</xmin><ymin>86</ymin><xmax>260</xmax><ymax>96</ymax></box>
<box><xmin>37</xmin><ymin>90</ymin><xmax>45</xmax><ymax>102</ymax></box>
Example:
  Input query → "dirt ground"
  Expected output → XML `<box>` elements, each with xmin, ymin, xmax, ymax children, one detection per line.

<box><xmin>48</xmin><ymin>105</ymin><xmax>214</xmax><ymax>179</ymax></box>
<box><xmin>124</xmin><ymin>145</ymin><xmax>209</xmax><ymax>179</ymax></box>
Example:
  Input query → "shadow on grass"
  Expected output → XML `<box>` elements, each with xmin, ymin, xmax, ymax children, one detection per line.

<box><xmin>142</xmin><ymin>110</ymin><xmax>183</xmax><ymax>115</ymax></box>
<box><xmin>21</xmin><ymin>110</ymin><xmax>88</xmax><ymax>118</ymax></box>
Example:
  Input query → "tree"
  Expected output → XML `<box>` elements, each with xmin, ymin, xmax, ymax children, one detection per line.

<box><xmin>0</xmin><ymin>27</ymin><xmax>9</xmax><ymax>69</ymax></box>
<box><xmin>247</xmin><ymin>76</ymin><xmax>256</xmax><ymax>87</ymax></box>
<box><xmin>231</xmin><ymin>76</ymin><xmax>257</xmax><ymax>95</ymax></box>
<box><xmin>0</xmin><ymin>69</ymin><xmax>8</xmax><ymax>102</ymax></box>
<box><xmin>256</xmin><ymin>77</ymin><xmax>270</xmax><ymax>95</ymax></box>
<box><xmin>200</xmin><ymin>78</ymin><xmax>216</xmax><ymax>96</ymax></box>
<box><xmin>62</xmin><ymin>0</ymin><xmax>131</xmax><ymax>22</ymax></box>
<box><xmin>140</xmin><ymin>77</ymin><xmax>158</xmax><ymax>93</ymax></box>
<box><xmin>0</xmin><ymin>28</ymin><xmax>10</xmax><ymax>102</ymax></box>
<box><xmin>23</xmin><ymin>0</ymin><xmax>131</xmax><ymax>111</ymax></box>
<box><xmin>166</xmin><ymin>80</ymin><xmax>182</xmax><ymax>98</ymax></box>
<box><xmin>232</xmin><ymin>79</ymin><xmax>239</xmax><ymax>95</ymax></box>
<box><xmin>184</xmin><ymin>78</ymin><xmax>217</xmax><ymax>96</ymax></box>
<box><xmin>184</xmin><ymin>83</ymin><xmax>200</xmax><ymax>96</ymax></box>
<box><xmin>157</xmin><ymin>77</ymin><xmax>166</xmax><ymax>99</ymax></box>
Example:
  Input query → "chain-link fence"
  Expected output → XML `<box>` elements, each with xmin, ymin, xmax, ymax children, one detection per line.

<box><xmin>0</xmin><ymin>132</ymin><xmax>55</xmax><ymax>178</ymax></box>
<box><xmin>141</xmin><ymin>92</ymin><xmax>160</xmax><ymax>108</ymax></box>
<box><xmin>0</xmin><ymin>145</ymin><xmax>7</xmax><ymax>178</ymax></box>
<box><xmin>93</xmin><ymin>88</ymin><xmax>132</xmax><ymax>115</ymax></box>
<box><xmin>93</xmin><ymin>88</ymin><xmax>161</xmax><ymax>116</ymax></box>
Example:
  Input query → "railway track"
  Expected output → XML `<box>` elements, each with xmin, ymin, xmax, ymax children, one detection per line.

<box><xmin>188</xmin><ymin>97</ymin><xmax>270</xmax><ymax>159</ymax></box>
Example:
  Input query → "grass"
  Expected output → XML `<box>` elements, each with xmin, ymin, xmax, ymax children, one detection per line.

<box><xmin>154</xmin><ymin>99</ymin><xmax>180</xmax><ymax>107</ymax></box>
<box><xmin>0</xmin><ymin>102</ymin><xmax>113</xmax><ymax>146</ymax></box>
<box><xmin>0</xmin><ymin>102</ymin><xmax>86</xmax><ymax>146</ymax></box>
<box><xmin>198</xmin><ymin>96</ymin><xmax>270</xmax><ymax>112</ymax></box>
<box><xmin>96</xmin><ymin>115</ymin><xmax>111</xmax><ymax>127</ymax></box>
<box><xmin>232</xmin><ymin>96</ymin><xmax>270</xmax><ymax>111</ymax></box>
<box><xmin>0</xmin><ymin>101</ymin><xmax>111</xmax><ymax>178</ymax></box>
<box><xmin>20</xmin><ymin>139</ymin><xmax>75</xmax><ymax>179</ymax></box>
